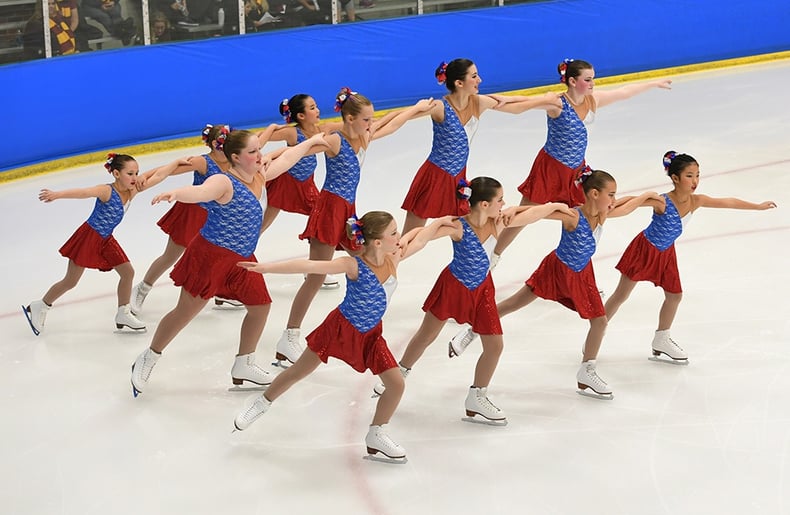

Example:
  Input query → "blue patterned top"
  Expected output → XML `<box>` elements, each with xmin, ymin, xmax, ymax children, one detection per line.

<box><xmin>86</xmin><ymin>186</ymin><xmax>126</xmax><ymax>238</ymax></box>
<box><xmin>544</xmin><ymin>95</ymin><xmax>588</xmax><ymax>169</ymax></box>
<box><xmin>643</xmin><ymin>193</ymin><xmax>683</xmax><ymax>251</ymax></box>
<box><xmin>287</xmin><ymin>128</ymin><xmax>318</xmax><ymax>182</ymax></box>
<box><xmin>556</xmin><ymin>208</ymin><xmax>596</xmax><ymax>272</ymax></box>
<box><xmin>200</xmin><ymin>174</ymin><xmax>263</xmax><ymax>256</ymax></box>
<box><xmin>339</xmin><ymin>256</ymin><xmax>394</xmax><ymax>333</ymax></box>
<box><xmin>448</xmin><ymin>218</ymin><xmax>491</xmax><ymax>290</ymax></box>
<box><xmin>193</xmin><ymin>153</ymin><xmax>222</xmax><ymax>185</ymax></box>
<box><xmin>323</xmin><ymin>132</ymin><xmax>361</xmax><ymax>203</ymax></box>
<box><xmin>427</xmin><ymin>98</ymin><xmax>471</xmax><ymax>177</ymax></box>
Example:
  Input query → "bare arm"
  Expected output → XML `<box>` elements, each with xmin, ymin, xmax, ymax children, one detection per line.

<box><xmin>137</xmin><ymin>157</ymin><xmax>197</xmax><ymax>191</ymax></box>
<box><xmin>483</xmin><ymin>92</ymin><xmax>563</xmax><ymax>115</ymax></box>
<box><xmin>39</xmin><ymin>184</ymin><xmax>111</xmax><ymax>203</ymax></box>
<box><xmin>594</xmin><ymin>78</ymin><xmax>672</xmax><ymax>109</ymax></box>
<box><xmin>694</xmin><ymin>195</ymin><xmax>777</xmax><ymax>211</ymax></box>
<box><xmin>257</xmin><ymin>123</ymin><xmax>288</xmax><ymax>146</ymax></box>
<box><xmin>237</xmin><ymin>255</ymin><xmax>357</xmax><ymax>276</ymax></box>
<box><xmin>498</xmin><ymin>202</ymin><xmax>575</xmax><ymax>231</ymax></box>
<box><xmin>371</xmin><ymin>98</ymin><xmax>436</xmax><ymax>140</ymax></box>
<box><xmin>263</xmin><ymin>133</ymin><xmax>328</xmax><ymax>182</ymax></box>
<box><xmin>151</xmin><ymin>173</ymin><xmax>232</xmax><ymax>205</ymax></box>
<box><xmin>398</xmin><ymin>216</ymin><xmax>458</xmax><ymax>262</ymax></box>
<box><xmin>608</xmin><ymin>191</ymin><xmax>665</xmax><ymax>218</ymax></box>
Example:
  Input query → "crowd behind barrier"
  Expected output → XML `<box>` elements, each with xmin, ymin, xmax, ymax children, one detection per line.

<box><xmin>2</xmin><ymin>0</ymin><xmax>789</xmax><ymax>173</ymax></box>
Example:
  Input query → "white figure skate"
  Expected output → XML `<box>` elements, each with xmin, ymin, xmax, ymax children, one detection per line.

<box><xmin>462</xmin><ymin>386</ymin><xmax>507</xmax><ymax>426</ymax></box>
<box><xmin>272</xmin><ymin>328</ymin><xmax>304</xmax><ymax>368</ymax></box>
<box><xmin>363</xmin><ymin>425</ymin><xmax>407</xmax><ymax>464</ymax></box>
<box><xmin>214</xmin><ymin>296</ymin><xmax>244</xmax><ymax>309</ymax></box>
<box><xmin>233</xmin><ymin>393</ymin><xmax>272</xmax><ymax>431</ymax></box>
<box><xmin>488</xmin><ymin>252</ymin><xmax>501</xmax><ymax>272</ymax></box>
<box><xmin>576</xmin><ymin>360</ymin><xmax>613</xmax><ymax>400</ymax></box>
<box><xmin>131</xmin><ymin>347</ymin><xmax>161</xmax><ymax>397</ymax></box>
<box><xmin>115</xmin><ymin>304</ymin><xmax>146</xmax><ymax>331</ymax></box>
<box><xmin>371</xmin><ymin>364</ymin><xmax>409</xmax><ymax>398</ymax></box>
<box><xmin>321</xmin><ymin>274</ymin><xmax>340</xmax><ymax>290</ymax></box>
<box><xmin>649</xmin><ymin>330</ymin><xmax>688</xmax><ymax>365</ymax></box>
<box><xmin>22</xmin><ymin>300</ymin><xmax>50</xmax><ymax>336</ymax></box>
<box><xmin>448</xmin><ymin>326</ymin><xmax>479</xmax><ymax>358</ymax></box>
<box><xmin>229</xmin><ymin>353</ymin><xmax>272</xmax><ymax>391</ymax></box>
<box><xmin>130</xmin><ymin>281</ymin><xmax>151</xmax><ymax>315</ymax></box>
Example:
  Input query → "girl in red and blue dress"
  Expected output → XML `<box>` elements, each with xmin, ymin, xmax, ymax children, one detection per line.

<box><xmin>393</xmin><ymin>177</ymin><xmax>572</xmax><ymax>425</ymax></box>
<box><xmin>604</xmin><ymin>151</ymin><xmax>777</xmax><ymax>364</ymax></box>
<box><xmin>272</xmin><ymin>88</ymin><xmax>435</xmax><ymax>368</ymax></box>
<box><xmin>23</xmin><ymin>153</ymin><xmax>145</xmax><ymax>335</ymax></box>
<box><xmin>400</xmin><ymin>58</ymin><xmax>561</xmax><ymax>235</ymax></box>
<box><xmin>492</xmin><ymin>58</ymin><xmax>672</xmax><ymax>262</ymax></box>
<box><xmin>233</xmin><ymin>211</ymin><xmax>453</xmax><ymax>463</ymax></box>
<box><xmin>129</xmin><ymin>129</ymin><xmax>326</xmax><ymax>397</ymax></box>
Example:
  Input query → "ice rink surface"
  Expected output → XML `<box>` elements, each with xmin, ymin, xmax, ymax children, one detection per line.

<box><xmin>2</xmin><ymin>59</ymin><xmax>789</xmax><ymax>514</ymax></box>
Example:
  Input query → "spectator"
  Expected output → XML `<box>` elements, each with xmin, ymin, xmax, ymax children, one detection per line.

<box><xmin>155</xmin><ymin>0</ymin><xmax>199</xmax><ymax>27</ymax></box>
<box><xmin>22</xmin><ymin>0</ymin><xmax>77</xmax><ymax>57</ymax></box>
<box><xmin>81</xmin><ymin>0</ymin><xmax>138</xmax><ymax>45</ymax></box>
<box><xmin>150</xmin><ymin>10</ymin><xmax>172</xmax><ymax>42</ymax></box>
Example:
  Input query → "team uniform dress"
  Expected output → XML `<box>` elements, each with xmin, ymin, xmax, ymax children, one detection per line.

<box><xmin>526</xmin><ymin>208</ymin><xmax>604</xmax><ymax>319</ymax></box>
<box><xmin>518</xmin><ymin>95</ymin><xmax>595</xmax><ymax>207</ymax></box>
<box><xmin>170</xmin><ymin>173</ymin><xmax>271</xmax><ymax>305</ymax></box>
<box><xmin>265</xmin><ymin>127</ymin><xmax>320</xmax><ymax>215</ymax></box>
<box><xmin>59</xmin><ymin>185</ymin><xmax>130</xmax><ymax>272</ymax></box>
<box><xmin>401</xmin><ymin>97</ymin><xmax>479</xmax><ymax>218</ymax></box>
<box><xmin>156</xmin><ymin>154</ymin><xmax>222</xmax><ymax>247</ymax></box>
<box><xmin>615</xmin><ymin>193</ymin><xmax>690</xmax><ymax>294</ymax></box>
<box><xmin>299</xmin><ymin>132</ymin><xmax>364</xmax><ymax>251</ymax></box>
<box><xmin>423</xmin><ymin>218</ymin><xmax>502</xmax><ymax>335</ymax></box>
<box><xmin>306</xmin><ymin>256</ymin><xmax>399</xmax><ymax>374</ymax></box>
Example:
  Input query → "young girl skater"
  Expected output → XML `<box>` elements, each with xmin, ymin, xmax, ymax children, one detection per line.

<box><xmin>400</xmin><ymin>58</ymin><xmax>561</xmax><ymax>235</ymax></box>
<box><xmin>382</xmin><ymin>177</ymin><xmax>572</xmax><ymax>424</ymax></box>
<box><xmin>233</xmin><ymin>212</ymin><xmax>454</xmax><ymax>463</ymax></box>
<box><xmin>604</xmin><ymin>151</ymin><xmax>777</xmax><ymax>364</ymax></box>
<box><xmin>272</xmin><ymin>88</ymin><xmax>435</xmax><ymax>368</ymax></box>
<box><xmin>22</xmin><ymin>153</ymin><xmax>145</xmax><ymax>334</ymax></box>
<box><xmin>451</xmin><ymin>170</ymin><xmax>663</xmax><ymax>399</ymax></box>
<box><xmin>131</xmin><ymin>124</ymin><xmax>231</xmax><ymax>313</ymax></box>
<box><xmin>492</xmin><ymin>58</ymin><xmax>672</xmax><ymax>264</ymax></box>
<box><xmin>130</xmin><ymin>130</ymin><xmax>327</xmax><ymax>397</ymax></box>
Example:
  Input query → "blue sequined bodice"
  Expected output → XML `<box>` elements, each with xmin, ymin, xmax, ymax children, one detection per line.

<box><xmin>556</xmin><ymin>208</ymin><xmax>596</xmax><ymax>272</ymax></box>
<box><xmin>323</xmin><ymin>133</ymin><xmax>361</xmax><ymax>203</ymax></box>
<box><xmin>448</xmin><ymin>218</ymin><xmax>490</xmax><ymax>290</ymax></box>
<box><xmin>339</xmin><ymin>256</ymin><xmax>392</xmax><ymax>333</ymax></box>
<box><xmin>288</xmin><ymin>128</ymin><xmax>318</xmax><ymax>182</ymax></box>
<box><xmin>86</xmin><ymin>186</ymin><xmax>125</xmax><ymax>238</ymax></box>
<box><xmin>427</xmin><ymin>98</ymin><xmax>471</xmax><ymax>177</ymax></box>
<box><xmin>643</xmin><ymin>193</ymin><xmax>683</xmax><ymax>251</ymax></box>
<box><xmin>200</xmin><ymin>174</ymin><xmax>263</xmax><ymax>256</ymax></box>
<box><xmin>544</xmin><ymin>95</ymin><xmax>588</xmax><ymax>169</ymax></box>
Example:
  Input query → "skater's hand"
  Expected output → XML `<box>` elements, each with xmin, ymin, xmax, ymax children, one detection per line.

<box><xmin>543</xmin><ymin>91</ymin><xmax>563</xmax><ymax>109</ymax></box>
<box><xmin>654</xmin><ymin>78</ymin><xmax>673</xmax><ymax>90</ymax></box>
<box><xmin>551</xmin><ymin>202</ymin><xmax>575</xmax><ymax>216</ymax></box>
<box><xmin>237</xmin><ymin>261</ymin><xmax>267</xmax><ymax>273</ymax></box>
<box><xmin>151</xmin><ymin>192</ymin><xmax>178</xmax><ymax>204</ymax></box>
<box><xmin>758</xmin><ymin>200</ymin><xmax>778</xmax><ymax>210</ymax></box>
<box><xmin>306</xmin><ymin>132</ymin><xmax>328</xmax><ymax>147</ymax></box>
<box><xmin>38</xmin><ymin>189</ymin><xmax>60</xmax><ymax>202</ymax></box>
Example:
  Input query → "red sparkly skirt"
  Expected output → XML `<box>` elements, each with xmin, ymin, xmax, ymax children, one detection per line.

<box><xmin>156</xmin><ymin>202</ymin><xmax>207</xmax><ymax>248</ymax></box>
<box><xmin>170</xmin><ymin>234</ymin><xmax>271</xmax><ymax>305</ymax></box>
<box><xmin>59</xmin><ymin>222</ymin><xmax>129</xmax><ymax>272</ymax></box>
<box><xmin>526</xmin><ymin>251</ymin><xmax>604</xmax><ymax>319</ymax></box>
<box><xmin>265</xmin><ymin>173</ymin><xmax>319</xmax><ymax>216</ymax></box>
<box><xmin>299</xmin><ymin>190</ymin><xmax>359</xmax><ymax>251</ymax></box>
<box><xmin>401</xmin><ymin>160</ymin><xmax>470</xmax><ymax>218</ymax></box>
<box><xmin>517</xmin><ymin>148</ymin><xmax>586</xmax><ymax>207</ymax></box>
<box><xmin>306</xmin><ymin>308</ymin><xmax>398</xmax><ymax>375</ymax></box>
<box><xmin>615</xmin><ymin>232</ymin><xmax>682</xmax><ymax>294</ymax></box>
<box><xmin>423</xmin><ymin>268</ymin><xmax>502</xmax><ymax>335</ymax></box>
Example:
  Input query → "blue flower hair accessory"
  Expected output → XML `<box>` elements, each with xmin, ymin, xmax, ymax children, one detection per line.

<box><xmin>435</xmin><ymin>61</ymin><xmax>448</xmax><ymax>85</ymax></box>
<box><xmin>575</xmin><ymin>165</ymin><xmax>593</xmax><ymax>185</ymax></box>
<box><xmin>456</xmin><ymin>178</ymin><xmax>472</xmax><ymax>200</ymax></box>
<box><xmin>559</xmin><ymin>58</ymin><xmax>575</xmax><ymax>83</ymax></box>
<box><xmin>104</xmin><ymin>152</ymin><xmax>117</xmax><ymax>172</ymax></box>
<box><xmin>280</xmin><ymin>99</ymin><xmax>292</xmax><ymax>123</ymax></box>
<box><xmin>335</xmin><ymin>87</ymin><xmax>357</xmax><ymax>112</ymax></box>
<box><xmin>663</xmin><ymin>151</ymin><xmax>677</xmax><ymax>172</ymax></box>
<box><xmin>347</xmin><ymin>216</ymin><xmax>365</xmax><ymax>245</ymax></box>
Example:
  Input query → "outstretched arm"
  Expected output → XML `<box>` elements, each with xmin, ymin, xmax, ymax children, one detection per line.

<box><xmin>608</xmin><ymin>191</ymin><xmax>665</xmax><ymax>218</ymax></box>
<box><xmin>256</xmin><ymin>123</ymin><xmax>288</xmax><ymax>146</ymax></box>
<box><xmin>498</xmin><ymin>202</ymin><xmax>575</xmax><ymax>230</ymax></box>
<box><xmin>151</xmin><ymin>173</ymin><xmax>232</xmax><ymax>206</ymax></box>
<box><xmin>695</xmin><ymin>195</ymin><xmax>777</xmax><ymax>211</ymax></box>
<box><xmin>371</xmin><ymin>98</ymin><xmax>437</xmax><ymax>140</ymax></box>
<box><xmin>137</xmin><ymin>157</ymin><xmax>196</xmax><ymax>191</ymax></box>
<box><xmin>594</xmin><ymin>78</ymin><xmax>672</xmax><ymax>109</ymax></box>
<box><xmin>39</xmin><ymin>184</ymin><xmax>112</xmax><ymax>203</ymax></box>
<box><xmin>263</xmin><ymin>132</ymin><xmax>328</xmax><ymax>182</ymax></box>
<box><xmin>398</xmin><ymin>216</ymin><xmax>458</xmax><ymax>261</ymax></box>
<box><xmin>483</xmin><ymin>92</ymin><xmax>563</xmax><ymax>115</ymax></box>
<box><xmin>237</xmin><ymin>255</ymin><xmax>357</xmax><ymax>276</ymax></box>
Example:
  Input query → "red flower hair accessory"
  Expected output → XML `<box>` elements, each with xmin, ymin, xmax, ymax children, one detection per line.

<box><xmin>347</xmin><ymin>215</ymin><xmax>365</xmax><ymax>245</ymax></box>
<box><xmin>201</xmin><ymin>124</ymin><xmax>213</xmax><ymax>143</ymax></box>
<box><xmin>334</xmin><ymin>87</ymin><xmax>357</xmax><ymax>112</ymax></box>
<box><xmin>104</xmin><ymin>152</ymin><xmax>117</xmax><ymax>172</ymax></box>
<box><xmin>280</xmin><ymin>99</ymin><xmax>292</xmax><ymax>123</ymax></box>
<box><xmin>559</xmin><ymin>58</ymin><xmax>574</xmax><ymax>83</ymax></box>
<box><xmin>435</xmin><ymin>61</ymin><xmax>448</xmax><ymax>85</ymax></box>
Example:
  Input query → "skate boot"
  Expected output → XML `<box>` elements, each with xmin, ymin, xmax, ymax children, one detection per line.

<box><xmin>463</xmin><ymin>386</ymin><xmax>507</xmax><ymax>425</ymax></box>
<box><xmin>214</xmin><ymin>296</ymin><xmax>244</xmax><ymax>308</ymax></box>
<box><xmin>130</xmin><ymin>281</ymin><xmax>151</xmax><ymax>315</ymax></box>
<box><xmin>230</xmin><ymin>353</ymin><xmax>272</xmax><ymax>389</ymax></box>
<box><xmin>372</xmin><ymin>363</ymin><xmax>409</xmax><ymax>398</ymax></box>
<box><xmin>273</xmin><ymin>328</ymin><xmax>304</xmax><ymax>368</ymax></box>
<box><xmin>321</xmin><ymin>274</ymin><xmax>340</xmax><ymax>290</ymax></box>
<box><xmin>131</xmin><ymin>347</ymin><xmax>161</xmax><ymax>397</ymax></box>
<box><xmin>22</xmin><ymin>300</ymin><xmax>50</xmax><ymax>336</ymax></box>
<box><xmin>233</xmin><ymin>393</ymin><xmax>272</xmax><ymax>431</ymax></box>
<box><xmin>650</xmin><ymin>330</ymin><xmax>688</xmax><ymax>365</ymax></box>
<box><xmin>448</xmin><ymin>326</ymin><xmax>479</xmax><ymax>358</ymax></box>
<box><xmin>364</xmin><ymin>424</ymin><xmax>407</xmax><ymax>463</ymax></box>
<box><xmin>576</xmin><ymin>360</ymin><xmax>613</xmax><ymax>399</ymax></box>
<box><xmin>488</xmin><ymin>252</ymin><xmax>501</xmax><ymax>272</ymax></box>
<box><xmin>115</xmin><ymin>304</ymin><xmax>146</xmax><ymax>331</ymax></box>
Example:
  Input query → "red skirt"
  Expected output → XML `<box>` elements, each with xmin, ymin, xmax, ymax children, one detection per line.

<box><xmin>615</xmin><ymin>232</ymin><xmax>682</xmax><ymax>294</ymax></box>
<box><xmin>517</xmin><ymin>148</ymin><xmax>586</xmax><ymax>207</ymax></box>
<box><xmin>423</xmin><ymin>268</ymin><xmax>502</xmax><ymax>335</ymax></box>
<box><xmin>156</xmin><ymin>202</ymin><xmax>207</xmax><ymax>248</ymax></box>
<box><xmin>306</xmin><ymin>308</ymin><xmax>398</xmax><ymax>375</ymax></box>
<box><xmin>299</xmin><ymin>190</ymin><xmax>360</xmax><ymax>251</ymax></box>
<box><xmin>265</xmin><ymin>173</ymin><xmax>319</xmax><ymax>215</ymax></box>
<box><xmin>526</xmin><ymin>251</ymin><xmax>604</xmax><ymax>319</ymax></box>
<box><xmin>170</xmin><ymin>234</ymin><xmax>271</xmax><ymax>305</ymax></box>
<box><xmin>401</xmin><ymin>160</ymin><xmax>470</xmax><ymax>218</ymax></box>
<box><xmin>59</xmin><ymin>222</ymin><xmax>129</xmax><ymax>272</ymax></box>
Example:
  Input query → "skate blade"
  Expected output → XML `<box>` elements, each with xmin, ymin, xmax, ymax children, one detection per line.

<box><xmin>320</xmin><ymin>283</ymin><xmax>340</xmax><ymax>290</ymax></box>
<box><xmin>114</xmin><ymin>326</ymin><xmax>147</xmax><ymax>334</ymax></box>
<box><xmin>448</xmin><ymin>343</ymin><xmax>459</xmax><ymax>358</ymax></box>
<box><xmin>462</xmin><ymin>416</ymin><xmax>508</xmax><ymax>427</ymax></box>
<box><xmin>227</xmin><ymin>385</ymin><xmax>269</xmax><ymax>392</ymax></box>
<box><xmin>576</xmin><ymin>389</ymin><xmax>613</xmax><ymax>400</ymax></box>
<box><xmin>363</xmin><ymin>454</ymin><xmax>408</xmax><ymax>464</ymax></box>
<box><xmin>21</xmin><ymin>305</ymin><xmax>40</xmax><ymax>336</ymax></box>
<box><xmin>649</xmin><ymin>354</ymin><xmax>689</xmax><ymax>366</ymax></box>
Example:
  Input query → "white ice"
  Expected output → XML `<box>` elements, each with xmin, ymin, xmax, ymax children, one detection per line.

<box><xmin>1</xmin><ymin>60</ymin><xmax>789</xmax><ymax>515</ymax></box>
